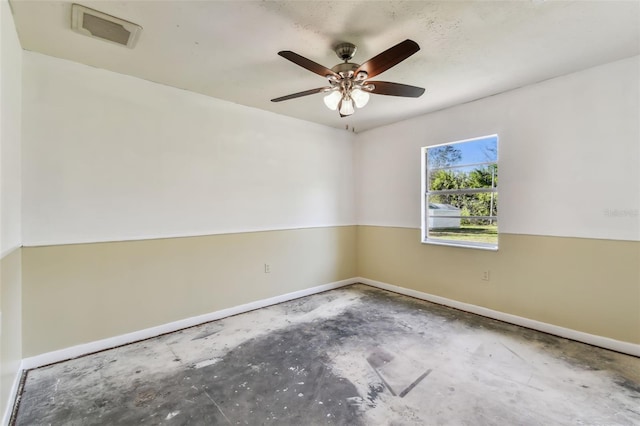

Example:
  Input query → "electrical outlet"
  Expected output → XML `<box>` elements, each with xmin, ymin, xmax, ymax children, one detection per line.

<box><xmin>264</xmin><ymin>263</ymin><xmax>271</xmax><ymax>274</ymax></box>
<box><xmin>482</xmin><ymin>270</ymin><xmax>490</xmax><ymax>281</ymax></box>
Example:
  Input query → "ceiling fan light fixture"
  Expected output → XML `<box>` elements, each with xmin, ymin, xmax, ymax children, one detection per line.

<box><xmin>323</xmin><ymin>90</ymin><xmax>342</xmax><ymax>110</ymax></box>
<box><xmin>339</xmin><ymin>97</ymin><xmax>355</xmax><ymax>116</ymax></box>
<box><xmin>351</xmin><ymin>88</ymin><xmax>370</xmax><ymax>108</ymax></box>
<box><xmin>272</xmin><ymin>39</ymin><xmax>424</xmax><ymax>118</ymax></box>
<box><xmin>355</xmin><ymin>71</ymin><xmax>368</xmax><ymax>81</ymax></box>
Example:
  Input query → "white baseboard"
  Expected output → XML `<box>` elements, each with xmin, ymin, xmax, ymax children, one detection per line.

<box><xmin>357</xmin><ymin>277</ymin><xmax>640</xmax><ymax>357</ymax></box>
<box><xmin>21</xmin><ymin>278</ymin><xmax>357</xmax><ymax>370</ymax></box>
<box><xmin>2</xmin><ymin>360</ymin><xmax>24</xmax><ymax>426</ymax></box>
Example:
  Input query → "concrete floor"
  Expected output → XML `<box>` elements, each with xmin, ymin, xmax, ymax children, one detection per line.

<box><xmin>12</xmin><ymin>284</ymin><xmax>640</xmax><ymax>425</ymax></box>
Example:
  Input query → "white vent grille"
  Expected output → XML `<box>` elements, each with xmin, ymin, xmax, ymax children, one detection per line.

<box><xmin>71</xmin><ymin>4</ymin><xmax>142</xmax><ymax>48</ymax></box>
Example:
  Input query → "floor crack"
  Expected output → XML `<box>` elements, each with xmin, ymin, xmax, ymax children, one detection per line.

<box><xmin>203</xmin><ymin>388</ymin><xmax>232</xmax><ymax>424</ymax></box>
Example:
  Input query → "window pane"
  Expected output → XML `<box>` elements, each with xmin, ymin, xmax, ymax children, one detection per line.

<box><xmin>427</xmin><ymin>193</ymin><xmax>497</xmax><ymax>221</ymax></box>
<box><xmin>428</xmin><ymin>166</ymin><xmax>497</xmax><ymax>191</ymax></box>
<box><xmin>428</xmin><ymin>218</ymin><xmax>498</xmax><ymax>246</ymax></box>
<box><xmin>428</xmin><ymin>169</ymin><xmax>465</xmax><ymax>191</ymax></box>
<box><xmin>427</xmin><ymin>136</ymin><xmax>497</xmax><ymax>170</ymax></box>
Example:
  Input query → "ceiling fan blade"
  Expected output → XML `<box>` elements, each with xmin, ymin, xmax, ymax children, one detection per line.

<box><xmin>355</xmin><ymin>39</ymin><xmax>420</xmax><ymax>79</ymax></box>
<box><xmin>271</xmin><ymin>87</ymin><xmax>330</xmax><ymax>102</ymax></box>
<box><xmin>367</xmin><ymin>81</ymin><xmax>425</xmax><ymax>97</ymax></box>
<box><xmin>278</xmin><ymin>51</ymin><xmax>339</xmax><ymax>79</ymax></box>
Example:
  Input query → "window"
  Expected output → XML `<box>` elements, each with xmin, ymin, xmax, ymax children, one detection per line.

<box><xmin>421</xmin><ymin>135</ymin><xmax>498</xmax><ymax>250</ymax></box>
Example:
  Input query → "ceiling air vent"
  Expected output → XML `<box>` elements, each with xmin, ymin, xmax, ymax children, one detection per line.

<box><xmin>71</xmin><ymin>4</ymin><xmax>142</xmax><ymax>48</ymax></box>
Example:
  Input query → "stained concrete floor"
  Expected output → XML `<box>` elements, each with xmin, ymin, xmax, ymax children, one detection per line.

<box><xmin>12</xmin><ymin>284</ymin><xmax>640</xmax><ymax>425</ymax></box>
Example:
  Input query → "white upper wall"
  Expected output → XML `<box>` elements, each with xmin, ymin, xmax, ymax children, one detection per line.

<box><xmin>1</xmin><ymin>0</ymin><xmax>22</xmax><ymax>255</ymax></box>
<box><xmin>355</xmin><ymin>55</ymin><xmax>640</xmax><ymax>241</ymax></box>
<box><xmin>22</xmin><ymin>52</ymin><xmax>355</xmax><ymax>246</ymax></box>
<box><xmin>20</xmin><ymin>50</ymin><xmax>640</xmax><ymax>245</ymax></box>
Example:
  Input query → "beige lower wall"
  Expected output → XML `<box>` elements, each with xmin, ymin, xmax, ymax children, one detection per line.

<box><xmin>356</xmin><ymin>226</ymin><xmax>640</xmax><ymax>344</ymax></box>
<box><xmin>18</xmin><ymin>224</ymin><xmax>640</xmax><ymax>359</ymax></box>
<box><xmin>1</xmin><ymin>248</ymin><xmax>22</xmax><ymax>419</ymax></box>
<box><xmin>22</xmin><ymin>226</ymin><xmax>356</xmax><ymax>357</ymax></box>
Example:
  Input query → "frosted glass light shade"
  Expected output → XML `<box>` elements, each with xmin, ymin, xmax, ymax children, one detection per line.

<box><xmin>351</xmin><ymin>89</ymin><xmax>370</xmax><ymax>108</ymax></box>
<box><xmin>323</xmin><ymin>91</ymin><xmax>342</xmax><ymax>110</ymax></box>
<box><xmin>339</xmin><ymin>98</ymin><xmax>355</xmax><ymax>116</ymax></box>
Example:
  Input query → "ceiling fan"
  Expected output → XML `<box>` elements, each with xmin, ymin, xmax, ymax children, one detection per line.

<box><xmin>271</xmin><ymin>39</ymin><xmax>426</xmax><ymax>117</ymax></box>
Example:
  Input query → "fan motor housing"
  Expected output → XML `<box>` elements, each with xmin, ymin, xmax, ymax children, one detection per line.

<box><xmin>331</xmin><ymin>62</ymin><xmax>359</xmax><ymax>75</ymax></box>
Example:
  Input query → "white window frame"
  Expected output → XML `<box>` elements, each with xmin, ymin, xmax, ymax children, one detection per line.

<box><xmin>421</xmin><ymin>135</ymin><xmax>499</xmax><ymax>251</ymax></box>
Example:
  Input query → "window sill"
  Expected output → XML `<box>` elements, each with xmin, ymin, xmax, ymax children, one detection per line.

<box><xmin>422</xmin><ymin>239</ymin><xmax>498</xmax><ymax>251</ymax></box>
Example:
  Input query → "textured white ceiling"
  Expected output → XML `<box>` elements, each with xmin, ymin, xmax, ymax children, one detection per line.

<box><xmin>10</xmin><ymin>0</ymin><xmax>640</xmax><ymax>132</ymax></box>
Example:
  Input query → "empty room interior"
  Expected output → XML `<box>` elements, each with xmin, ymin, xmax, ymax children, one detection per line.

<box><xmin>1</xmin><ymin>1</ymin><xmax>639</xmax><ymax>425</ymax></box>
